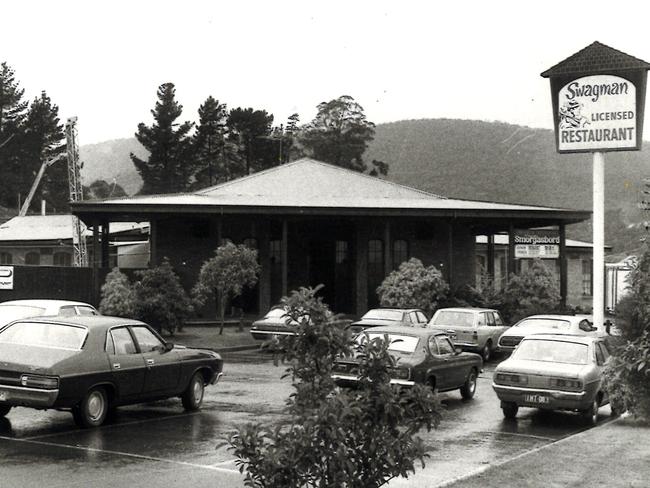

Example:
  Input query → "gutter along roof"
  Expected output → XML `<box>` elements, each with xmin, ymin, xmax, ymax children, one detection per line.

<box><xmin>71</xmin><ymin>158</ymin><xmax>590</xmax><ymax>223</ymax></box>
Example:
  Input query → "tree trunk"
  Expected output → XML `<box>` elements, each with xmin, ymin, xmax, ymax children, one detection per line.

<box><xmin>219</xmin><ymin>294</ymin><xmax>227</xmax><ymax>335</ymax></box>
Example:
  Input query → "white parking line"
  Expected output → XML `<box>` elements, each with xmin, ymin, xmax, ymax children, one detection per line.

<box><xmin>0</xmin><ymin>435</ymin><xmax>240</xmax><ymax>474</ymax></box>
<box><xmin>476</xmin><ymin>430</ymin><xmax>556</xmax><ymax>441</ymax></box>
<box><xmin>23</xmin><ymin>411</ymin><xmax>202</xmax><ymax>440</ymax></box>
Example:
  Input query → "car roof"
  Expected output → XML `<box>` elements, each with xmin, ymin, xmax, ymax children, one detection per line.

<box><xmin>520</xmin><ymin>333</ymin><xmax>598</xmax><ymax>345</ymax></box>
<box><xmin>0</xmin><ymin>299</ymin><xmax>95</xmax><ymax>309</ymax></box>
<box><xmin>435</xmin><ymin>307</ymin><xmax>498</xmax><ymax>313</ymax></box>
<box><xmin>366</xmin><ymin>308</ymin><xmax>423</xmax><ymax>313</ymax></box>
<box><xmin>10</xmin><ymin>315</ymin><xmax>143</xmax><ymax>330</ymax></box>
<box><xmin>520</xmin><ymin>314</ymin><xmax>590</xmax><ymax>321</ymax></box>
<box><xmin>362</xmin><ymin>325</ymin><xmax>446</xmax><ymax>337</ymax></box>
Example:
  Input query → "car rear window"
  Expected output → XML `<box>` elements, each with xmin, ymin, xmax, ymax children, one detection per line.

<box><xmin>0</xmin><ymin>321</ymin><xmax>87</xmax><ymax>350</ymax></box>
<box><xmin>265</xmin><ymin>308</ymin><xmax>287</xmax><ymax>319</ymax></box>
<box><xmin>513</xmin><ymin>339</ymin><xmax>589</xmax><ymax>365</ymax></box>
<box><xmin>359</xmin><ymin>333</ymin><xmax>420</xmax><ymax>353</ymax></box>
<box><xmin>0</xmin><ymin>305</ymin><xmax>45</xmax><ymax>327</ymax></box>
<box><xmin>362</xmin><ymin>310</ymin><xmax>404</xmax><ymax>321</ymax></box>
<box><xmin>431</xmin><ymin>311</ymin><xmax>474</xmax><ymax>327</ymax></box>
<box><xmin>515</xmin><ymin>318</ymin><xmax>570</xmax><ymax>330</ymax></box>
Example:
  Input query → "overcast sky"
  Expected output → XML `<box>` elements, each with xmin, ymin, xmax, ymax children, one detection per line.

<box><xmin>3</xmin><ymin>0</ymin><xmax>650</xmax><ymax>144</ymax></box>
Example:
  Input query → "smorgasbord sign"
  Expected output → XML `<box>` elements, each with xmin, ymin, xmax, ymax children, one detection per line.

<box><xmin>514</xmin><ymin>230</ymin><xmax>560</xmax><ymax>259</ymax></box>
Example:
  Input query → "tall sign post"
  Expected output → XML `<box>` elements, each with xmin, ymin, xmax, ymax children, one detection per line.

<box><xmin>542</xmin><ymin>42</ymin><xmax>650</xmax><ymax>329</ymax></box>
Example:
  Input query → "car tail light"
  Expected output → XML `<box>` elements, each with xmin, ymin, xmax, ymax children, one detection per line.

<box><xmin>473</xmin><ymin>330</ymin><xmax>478</xmax><ymax>339</ymax></box>
<box><xmin>389</xmin><ymin>367</ymin><xmax>410</xmax><ymax>380</ymax></box>
<box><xmin>495</xmin><ymin>373</ymin><xmax>528</xmax><ymax>385</ymax></box>
<box><xmin>553</xmin><ymin>378</ymin><xmax>582</xmax><ymax>390</ymax></box>
<box><xmin>20</xmin><ymin>374</ymin><xmax>59</xmax><ymax>390</ymax></box>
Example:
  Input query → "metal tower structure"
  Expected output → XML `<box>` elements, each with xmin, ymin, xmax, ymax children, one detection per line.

<box><xmin>65</xmin><ymin>117</ymin><xmax>88</xmax><ymax>267</ymax></box>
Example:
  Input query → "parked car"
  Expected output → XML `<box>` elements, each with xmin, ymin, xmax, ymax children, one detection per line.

<box><xmin>497</xmin><ymin>314</ymin><xmax>605</xmax><ymax>353</ymax></box>
<box><xmin>492</xmin><ymin>334</ymin><xmax>615</xmax><ymax>424</ymax></box>
<box><xmin>0</xmin><ymin>299</ymin><xmax>98</xmax><ymax>328</ymax></box>
<box><xmin>0</xmin><ymin>315</ymin><xmax>223</xmax><ymax>428</ymax></box>
<box><xmin>428</xmin><ymin>307</ymin><xmax>508</xmax><ymax>361</ymax></box>
<box><xmin>250</xmin><ymin>306</ymin><xmax>352</xmax><ymax>341</ymax></box>
<box><xmin>348</xmin><ymin>308</ymin><xmax>428</xmax><ymax>335</ymax></box>
<box><xmin>331</xmin><ymin>325</ymin><xmax>483</xmax><ymax>399</ymax></box>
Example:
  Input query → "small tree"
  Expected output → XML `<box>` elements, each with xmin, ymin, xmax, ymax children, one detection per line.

<box><xmin>99</xmin><ymin>267</ymin><xmax>136</xmax><ymax>317</ymax></box>
<box><xmin>500</xmin><ymin>259</ymin><xmax>561</xmax><ymax>323</ymax></box>
<box><xmin>193</xmin><ymin>242</ymin><xmax>260</xmax><ymax>335</ymax></box>
<box><xmin>377</xmin><ymin>258</ymin><xmax>449</xmax><ymax>316</ymax></box>
<box><xmin>229</xmin><ymin>286</ymin><xmax>442</xmax><ymax>488</ymax></box>
<box><xmin>132</xmin><ymin>259</ymin><xmax>193</xmax><ymax>334</ymax></box>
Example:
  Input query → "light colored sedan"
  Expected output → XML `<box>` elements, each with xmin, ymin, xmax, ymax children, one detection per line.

<box><xmin>0</xmin><ymin>299</ymin><xmax>98</xmax><ymax>329</ymax></box>
<box><xmin>497</xmin><ymin>314</ymin><xmax>605</xmax><ymax>353</ymax></box>
<box><xmin>492</xmin><ymin>334</ymin><xmax>616</xmax><ymax>424</ymax></box>
<box><xmin>428</xmin><ymin>307</ymin><xmax>508</xmax><ymax>361</ymax></box>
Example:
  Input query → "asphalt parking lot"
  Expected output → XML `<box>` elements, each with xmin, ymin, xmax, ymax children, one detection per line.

<box><xmin>0</xmin><ymin>351</ymin><xmax>616</xmax><ymax>488</ymax></box>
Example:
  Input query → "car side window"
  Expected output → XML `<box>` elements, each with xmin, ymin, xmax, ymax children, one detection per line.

<box><xmin>408</xmin><ymin>312</ymin><xmax>420</xmax><ymax>324</ymax></box>
<box><xmin>131</xmin><ymin>326</ymin><xmax>164</xmax><ymax>353</ymax></box>
<box><xmin>597</xmin><ymin>342</ymin><xmax>610</xmax><ymax>362</ymax></box>
<box><xmin>594</xmin><ymin>343</ymin><xmax>605</xmax><ymax>366</ymax></box>
<box><xmin>105</xmin><ymin>331</ymin><xmax>116</xmax><ymax>354</ymax></box>
<box><xmin>77</xmin><ymin>306</ymin><xmax>98</xmax><ymax>316</ymax></box>
<box><xmin>477</xmin><ymin>313</ymin><xmax>486</xmax><ymax>326</ymax></box>
<box><xmin>435</xmin><ymin>336</ymin><xmax>454</xmax><ymax>355</ymax></box>
<box><xmin>487</xmin><ymin>312</ymin><xmax>496</xmax><ymax>327</ymax></box>
<box><xmin>428</xmin><ymin>335</ymin><xmax>439</xmax><ymax>355</ymax></box>
<box><xmin>58</xmin><ymin>306</ymin><xmax>77</xmax><ymax>317</ymax></box>
<box><xmin>403</xmin><ymin>313</ymin><xmax>412</xmax><ymax>324</ymax></box>
<box><xmin>111</xmin><ymin>327</ymin><xmax>137</xmax><ymax>355</ymax></box>
<box><xmin>494</xmin><ymin>313</ymin><xmax>504</xmax><ymax>327</ymax></box>
<box><xmin>416</xmin><ymin>311</ymin><xmax>427</xmax><ymax>324</ymax></box>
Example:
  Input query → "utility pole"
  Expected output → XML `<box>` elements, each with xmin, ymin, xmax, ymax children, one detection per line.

<box><xmin>65</xmin><ymin>117</ymin><xmax>88</xmax><ymax>267</ymax></box>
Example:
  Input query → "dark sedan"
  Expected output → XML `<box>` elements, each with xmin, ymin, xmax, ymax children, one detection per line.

<box><xmin>0</xmin><ymin>316</ymin><xmax>223</xmax><ymax>428</ymax></box>
<box><xmin>332</xmin><ymin>326</ymin><xmax>483</xmax><ymax>399</ymax></box>
<box><xmin>348</xmin><ymin>308</ymin><xmax>429</xmax><ymax>335</ymax></box>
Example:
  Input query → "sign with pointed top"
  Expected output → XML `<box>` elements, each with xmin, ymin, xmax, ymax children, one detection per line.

<box><xmin>542</xmin><ymin>41</ymin><xmax>650</xmax><ymax>153</ymax></box>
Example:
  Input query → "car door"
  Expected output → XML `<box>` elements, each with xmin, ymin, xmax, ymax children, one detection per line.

<box><xmin>427</xmin><ymin>335</ymin><xmax>460</xmax><ymax>391</ymax></box>
<box><xmin>106</xmin><ymin>326</ymin><xmax>146</xmax><ymax>399</ymax></box>
<box><xmin>130</xmin><ymin>325</ymin><xmax>181</xmax><ymax>396</ymax></box>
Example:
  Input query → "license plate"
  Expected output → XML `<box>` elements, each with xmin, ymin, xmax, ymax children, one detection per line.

<box><xmin>524</xmin><ymin>394</ymin><xmax>549</xmax><ymax>404</ymax></box>
<box><xmin>0</xmin><ymin>391</ymin><xmax>7</xmax><ymax>402</ymax></box>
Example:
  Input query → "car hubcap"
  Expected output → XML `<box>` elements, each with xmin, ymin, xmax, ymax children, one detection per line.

<box><xmin>87</xmin><ymin>392</ymin><xmax>105</xmax><ymax>421</ymax></box>
<box><xmin>193</xmin><ymin>379</ymin><xmax>203</xmax><ymax>404</ymax></box>
<box><xmin>469</xmin><ymin>375</ymin><xmax>476</xmax><ymax>393</ymax></box>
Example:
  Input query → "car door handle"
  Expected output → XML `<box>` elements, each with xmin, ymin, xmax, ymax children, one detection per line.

<box><xmin>146</xmin><ymin>358</ymin><xmax>155</xmax><ymax>366</ymax></box>
<box><xmin>113</xmin><ymin>363</ymin><xmax>121</xmax><ymax>370</ymax></box>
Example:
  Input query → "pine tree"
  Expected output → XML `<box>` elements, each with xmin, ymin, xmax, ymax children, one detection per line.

<box><xmin>20</xmin><ymin>91</ymin><xmax>66</xmax><ymax>212</ymax></box>
<box><xmin>193</xmin><ymin>96</ymin><xmax>228</xmax><ymax>187</ymax></box>
<box><xmin>131</xmin><ymin>83</ymin><xmax>194</xmax><ymax>194</ymax></box>
<box><xmin>226</xmin><ymin>107</ymin><xmax>274</xmax><ymax>177</ymax></box>
<box><xmin>0</xmin><ymin>62</ymin><xmax>28</xmax><ymax>208</ymax></box>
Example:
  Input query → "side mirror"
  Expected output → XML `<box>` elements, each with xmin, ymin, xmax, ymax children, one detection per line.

<box><xmin>454</xmin><ymin>347</ymin><xmax>462</xmax><ymax>355</ymax></box>
<box><xmin>164</xmin><ymin>342</ymin><xmax>174</xmax><ymax>352</ymax></box>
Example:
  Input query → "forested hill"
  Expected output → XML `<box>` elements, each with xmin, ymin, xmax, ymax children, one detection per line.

<box><xmin>79</xmin><ymin>118</ymin><xmax>650</xmax><ymax>254</ymax></box>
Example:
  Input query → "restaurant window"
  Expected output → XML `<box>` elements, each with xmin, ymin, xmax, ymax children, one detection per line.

<box><xmin>368</xmin><ymin>239</ymin><xmax>383</xmax><ymax>266</ymax></box>
<box><xmin>582</xmin><ymin>259</ymin><xmax>593</xmax><ymax>296</ymax></box>
<box><xmin>393</xmin><ymin>239</ymin><xmax>409</xmax><ymax>268</ymax></box>
<box><xmin>270</xmin><ymin>240</ymin><xmax>282</xmax><ymax>264</ymax></box>
<box><xmin>25</xmin><ymin>252</ymin><xmax>40</xmax><ymax>265</ymax></box>
<box><xmin>336</xmin><ymin>241</ymin><xmax>349</xmax><ymax>264</ymax></box>
<box><xmin>0</xmin><ymin>252</ymin><xmax>11</xmax><ymax>264</ymax></box>
<box><xmin>53</xmin><ymin>252</ymin><xmax>72</xmax><ymax>266</ymax></box>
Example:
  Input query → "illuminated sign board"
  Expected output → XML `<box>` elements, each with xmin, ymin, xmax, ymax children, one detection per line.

<box><xmin>514</xmin><ymin>231</ymin><xmax>559</xmax><ymax>259</ymax></box>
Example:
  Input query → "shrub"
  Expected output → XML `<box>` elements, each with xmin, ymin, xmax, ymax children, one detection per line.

<box><xmin>193</xmin><ymin>242</ymin><xmax>260</xmax><ymax>335</ymax></box>
<box><xmin>229</xmin><ymin>286</ymin><xmax>443</xmax><ymax>487</ymax></box>
<box><xmin>500</xmin><ymin>259</ymin><xmax>560</xmax><ymax>323</ymax></box>
<box><xmin>99</xmin><ymin>267</ymin><xmax>136</xmax><ymax>317</ymax></box>
<box><xmin>133</xmin><ymin>258</ymin><xmax>193</xmax><ymax>334</ymax></box>
<box><xmin>377</xmin><ymin>258</ymin><xmax>449</xmax><ymax>316</ymax></box>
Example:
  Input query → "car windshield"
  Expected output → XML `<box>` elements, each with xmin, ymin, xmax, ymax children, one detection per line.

<box><xmin>431</xmin><ymin>310</ymin><xmax>474</xmax><ymax>327</ymax></box>
<box><xmin>0</xmin><ymin>321</ymin><xmax>87</xmax><ymax>350</ymax></box>
<box><xmin>0</xmin><ymin>305</ymin><xmax>45</xmax><ymax>327</ymax></box>
<box><xmin>361</xmin><ymin>310</ymin><xmax>404</xmax><ymax>321</ymax></box>
<box><xmin>513</xmin><ymin>339</ymin><xmax>589</xmax><ymax>365</ymax></box>
<box><xmin>265</xmin><ymin>308</ymin><xmax>288</xmax><ymax>319</ymax></box>
<box><xmin>358</xmin><ymin>332</ymin><xmax>420</xmax><ymax>353</ymax></box>
<box><xmin>515</xmin><ymin>318</ymin><xmax>571</xmax><ymax>330</ymax></box>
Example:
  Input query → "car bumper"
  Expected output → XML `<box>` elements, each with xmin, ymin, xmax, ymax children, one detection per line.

<box><xmin>0</xmin><ymin>384</ymin><xmax>59</xmax><ymax>408</ymax></box>
<box><xmin>209</xmin><ymin>372</ymin><xmax>223</xmax><ymax>385</ymax></box>
<box><xmin>331</xmin><ymin>374</ymin><xmax>415</xmax><ymax>387</ymax></box>
<box><xmin>492</xmin><ymin>383</ymin><xmax>591</xmax><ymax>410</ymax></box>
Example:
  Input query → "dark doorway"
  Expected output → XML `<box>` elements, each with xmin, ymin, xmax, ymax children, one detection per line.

<box><xmin>309</xmin><ymin>239</ymin><xmax>336</xmax><ymax>309</ymax></box>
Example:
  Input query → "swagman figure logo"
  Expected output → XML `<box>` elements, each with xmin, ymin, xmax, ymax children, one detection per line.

<box><xmin>558</xmin><ymin>75</ymin><xmax>636</xmax><ymax>151</ymax></box>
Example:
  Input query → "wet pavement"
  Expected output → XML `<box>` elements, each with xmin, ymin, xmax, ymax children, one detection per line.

<box><xmin>0</xmin><ymin>351</ymin><xmax>616</xmax><ymax>488</ymax></box>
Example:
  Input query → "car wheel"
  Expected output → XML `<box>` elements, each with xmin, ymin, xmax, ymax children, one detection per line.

<box><xmin>0</xmin><ymin>404</ymin><xmax>11</xmax><ymax>417</ymax></box>
<box><xmin>73</xmin><ymin>387</ymin><xmax>108</xmax><ymax>428</ymax></box>
<box><xmin>182</xmin><ymin>372</ymin><xmax>205</xmax><ymax>411</ymax></box>
<box><xmin>581</xmin><ymin>397</ymin><xmax>600</xmax><ymax>426</ymax></box>
<box><xmin>460</xmin><ymin>368</ymin><xmax>478</xmax><ymax>400</ymax></box>
<box><xmin>481</xmin><ymin>341</ymin><xmax>492</xmax><ymax>362</ymax></box>
<box><xmin>502</xmin><ymin>401</ymin><xmax>518</xmax><ymax>419</ymax></box>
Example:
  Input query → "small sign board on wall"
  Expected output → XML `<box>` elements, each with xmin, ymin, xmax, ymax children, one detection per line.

<box><xmin>0</xmin><ymin>266</ymin><xmax>14</xmax><ymax>290</ymax></box>
<box><xmin>514</xmin><ymin>230</ymin><xmax>560</xmax><ymax>259</ymax></box>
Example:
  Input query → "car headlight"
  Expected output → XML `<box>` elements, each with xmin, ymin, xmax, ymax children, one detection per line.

<box><xmin>389</xmin><ymin>367</ymin><xmax>410</xmax><ymax>380</ymax></box>
<box><xmin>20</xmin><ymin>374</ymin><xmax>59</xmax><ymax>390</ymax></box>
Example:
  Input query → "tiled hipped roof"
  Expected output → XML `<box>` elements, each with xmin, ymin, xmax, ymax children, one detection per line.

<box><xmin>541</xmin><ymin>41</ymin><xmax>650</xmax><ymax>77</ymax></box>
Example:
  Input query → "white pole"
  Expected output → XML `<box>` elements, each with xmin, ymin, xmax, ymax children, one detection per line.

<box><xmin>593</xmin><ymin>152</ymin><xmax>605</xmax><ymax>329</ymax></box>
